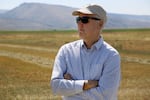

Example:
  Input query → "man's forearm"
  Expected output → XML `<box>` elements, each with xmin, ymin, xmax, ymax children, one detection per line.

<box><xmin>64</xmin><ymin>73</ymin><xmax>99</xmax><ymax>90</ymax></box>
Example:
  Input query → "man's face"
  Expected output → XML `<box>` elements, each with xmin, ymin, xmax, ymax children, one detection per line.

<box><xmin>76</xmin><ymin>14</ymin><xmax>103</xmax><ymax>41</ymax></box>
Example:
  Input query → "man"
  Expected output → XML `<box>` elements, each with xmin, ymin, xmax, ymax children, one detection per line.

<box><xmin>51</xmin><ymin>4</ymin><xmax>121</xmax><ymax>100</ymax></box>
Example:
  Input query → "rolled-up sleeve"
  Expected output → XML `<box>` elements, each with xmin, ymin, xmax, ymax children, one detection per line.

<box><xmin>50</xmin><ymin>46</ymin><xmax>85</xmax><ymax>96</ymax></box>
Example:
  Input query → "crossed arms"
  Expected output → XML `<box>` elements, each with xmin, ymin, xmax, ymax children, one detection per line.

<box><xmin>64</xmin><ymin>73</ymin><xmax>98</xmax><ymax>90</ymax></box>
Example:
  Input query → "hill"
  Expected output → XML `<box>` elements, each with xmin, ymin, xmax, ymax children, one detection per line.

<box><xmin>0</xmin><ymin>10</ymin><xmax>8</xmax><ymax>14</ymax></box>
<box><xmin>0</xmin><ymin>3</ymin><xmax>150</xmax><ymax>30</ymax></box>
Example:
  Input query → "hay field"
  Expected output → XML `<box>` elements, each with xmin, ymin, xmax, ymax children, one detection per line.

<box><xmin>0</xmin><ymin>29</ymin><xmax>150</xmax><ymax>100</ymax></box>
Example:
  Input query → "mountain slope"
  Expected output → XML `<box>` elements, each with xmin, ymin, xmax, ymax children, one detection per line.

<box><xmin>0</xmin><ymin>3</ymin><xmax>76</xmax><ymax>30</ymax></box>
<box><xmin>0</xmin><ymin>10</ymin><xmax>8</xmax><ymax>14</ymax></box>
<box><xmin>0</xmin><ymin>3</ymin><xmax>150</xmax><ymax>30</ymax></box>
<box><xmin>106</xmin><ymin>13</ymin><xmax>150</xmax><ymax>28</ymax></box>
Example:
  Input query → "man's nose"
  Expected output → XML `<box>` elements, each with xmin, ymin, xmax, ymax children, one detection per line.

<box><xmin>78</xmin><ymin>22</ymin><xmax>84</xmax><ymax>28</ymax></box>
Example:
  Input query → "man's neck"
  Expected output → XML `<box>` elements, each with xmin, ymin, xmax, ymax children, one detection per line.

<box><xmin>84</xmin><ymin>37</ymin><xmax>100</xmax><ymax>49</ymax></box>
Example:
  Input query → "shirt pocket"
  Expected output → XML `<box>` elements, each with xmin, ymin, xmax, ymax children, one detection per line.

<box><xmin>90</xmin><ymin>63</ymin><xmax>103</xmax><ymax>80</ymax></box>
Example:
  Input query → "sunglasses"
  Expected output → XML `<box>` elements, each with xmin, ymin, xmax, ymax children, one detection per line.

<box><xmin>76</xmin><ymin>16</ymin><xmax>101</xmax><ymax>24</ymax></box>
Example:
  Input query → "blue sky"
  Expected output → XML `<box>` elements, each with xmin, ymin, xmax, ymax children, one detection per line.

<box><xmin>0</xmin><ymin>0</ymin><xmax>150</xmax><ymax>15</ymax></box>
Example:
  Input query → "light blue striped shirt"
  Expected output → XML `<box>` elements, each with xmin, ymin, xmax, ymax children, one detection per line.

<box><xmin>51</xmin><ymin>37</ymin><xmax>121</xmax><ymax>100</ymax></box>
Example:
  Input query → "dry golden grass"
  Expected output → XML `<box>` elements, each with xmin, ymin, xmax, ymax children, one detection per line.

<box><xmin>0</xmin><ymin>45</ymin><xmax>57</xmax><ymax>58</ymax></box>
<box><xmin>119</xmin><ymin>61</ymin><xmax>150</xmax><ymax>100</ymax></box>
<box><xmin>0</xmin><ymin>56</ymin><xmax>55</xmax><ymax>100</ymax></box>
<box><xmin>0</xmin><ymin>29</ymin><xmax>150</xmax><ymax>100</ymax></box>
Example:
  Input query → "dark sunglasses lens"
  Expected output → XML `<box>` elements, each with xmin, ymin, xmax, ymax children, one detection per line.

<box><xmin>76</xmin><ymin>17</ymin><xmax>80</xmax><ymax>23</ymax></box>
<box><xmin>81</xmin><ymin>17</ymin><xmax>88</xmax><ymax>23</ymax></box>
<box><xmin>76</xmin><ymin>17</ymin><xmax>88</xmax><ymax>24</ymax></box>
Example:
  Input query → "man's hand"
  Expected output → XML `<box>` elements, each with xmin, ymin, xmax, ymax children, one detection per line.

<box><xmin>64</xmin><ymin>73</ymin><xmax>72</xmax><ymax>80</ymax></box>
<box><xmin>83</xmin><ymin>80</ymin><xmax>99</xmax><ymax>90</ymax></box>
<box><xmin>63</xmin><ymin>73</ymin><xmax>99</xmax><ymax>90</ymax></box>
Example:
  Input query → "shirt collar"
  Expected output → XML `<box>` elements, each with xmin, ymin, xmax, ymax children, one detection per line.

<box><xmin>81</xmin><ymin>36</ymin><xmax>103</xmax><ymax>50</ymax></box>
<box><xmin>95</xmin><ymin>36</ymin><xmax>103</xmax><ymax>50</ymax></box>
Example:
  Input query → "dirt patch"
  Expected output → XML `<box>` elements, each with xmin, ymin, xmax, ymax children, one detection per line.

<box><xmin>0</xmin><ymin>50</ymin><xmax>54</xmax><ymax>68</ymax></box>
<box><xmin>122</xmin><ymin>57</ymin><xmax>150</xmax><ymax>65</ymax></box>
